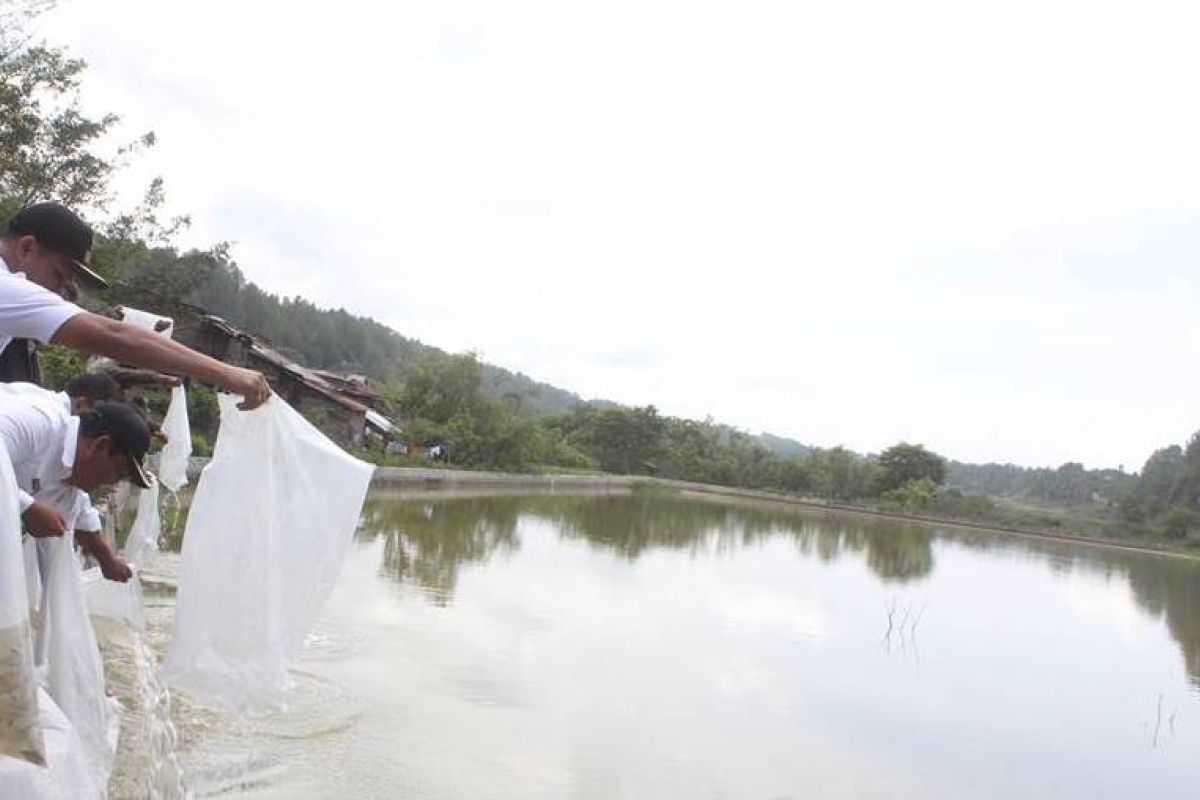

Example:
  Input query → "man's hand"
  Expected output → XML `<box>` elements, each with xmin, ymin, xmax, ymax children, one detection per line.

<box><xmin>76</xmin><ymin>529</ymin><xmax>133</xmax><ymax>582</ymax></box>
<box><xmin>23</xmin><ymin>502</ymin><xmax>67</xmax><ymax>537</ymax></box>
<box><xmin>99</xmin><ymin>554</ymin><xmax>133</xmax><ymax>583</ymax></box>
<box><xmin>222</xmin><ymin>366</ymin><xmax>272</xmax><ymax>410</ymax></box>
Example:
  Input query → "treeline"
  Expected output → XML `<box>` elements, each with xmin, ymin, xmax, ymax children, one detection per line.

<box><xmin>945</xmin><ymin>461</ymin><xmax>1133</xmax><ymax>506</ymax></box>
<box><xmin>393</xmin><ymin>353</ymin><xmax>953</xmax><ymax>501</ymax></box>
<box><xmin>1116</xmin><ymin>432</ymin><xmax>1200</xmax><ymax>539</ymax></box>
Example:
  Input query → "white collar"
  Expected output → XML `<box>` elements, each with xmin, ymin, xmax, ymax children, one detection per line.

<box><xmin>0</xmin><ymin>253</ymin><xmax>26</xmax><ymax>279</ymax></box>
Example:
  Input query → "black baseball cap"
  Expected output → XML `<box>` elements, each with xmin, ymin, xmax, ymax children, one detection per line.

<box><xmin>92</xmin><ymin>401</ymin><xmax>155</xmax><ymax>488</ymax></box>
<box><xmin>5</xmin><ymin>202</ymin><xmax>109</xmax><ymax>290</ymax></box>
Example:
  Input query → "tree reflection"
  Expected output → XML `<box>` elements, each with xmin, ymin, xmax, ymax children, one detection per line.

<box><xmin>359</xmin><ymin>495</ymin><xmax>521</xmax><ymax>604</ymax></box>
<box><xmin>357</xmin><ymin>490</ymin><xmax>937</xmax><ymax>601</ymax></box>
<box><xmin>919</xmin><ymin>528</ymin><xmax>1200</xmax><ymax>688</ymax></box>
<box><xmin>1123</xmin><ymin>556</ymin><xmax>1200</xmax><ymax>689</ymax></box>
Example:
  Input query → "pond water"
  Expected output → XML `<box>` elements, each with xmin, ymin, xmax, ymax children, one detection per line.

<box><xmin>108</xmin><ymin>489</ymin><xmax>1200</xmax><ymax>799</ymax></box>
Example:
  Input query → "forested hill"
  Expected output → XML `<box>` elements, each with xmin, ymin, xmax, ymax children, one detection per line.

<box><xmin>150</xmin><ymin>251</ymin><xmax>586</xmax><ymax>415</ymax></box>
<box><xmin>945</xmin><ymin>461</ymin><xmax>1133</xmax><ymax>505</ymax></box>
<box><xmin>118</xmin><ymin>249</ymin><xmax>826</xmax><ymax>454</ymax></box>
<box><xmin>755</xmin><ymin>432</ymin><xmax>813</xmax><ymax>459</ymax></box>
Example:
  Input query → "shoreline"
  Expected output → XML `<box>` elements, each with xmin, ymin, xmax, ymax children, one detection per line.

<box><xmin>183</xmin><ymin>458</ymin><xmax>1195</xmax><ymax>561</ymax></box>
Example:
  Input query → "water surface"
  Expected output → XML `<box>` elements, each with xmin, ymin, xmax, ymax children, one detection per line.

<box><xmin>110</xmin><ymin>489</ymin><xmax>1200</xmax><ymax>799</ymax></box>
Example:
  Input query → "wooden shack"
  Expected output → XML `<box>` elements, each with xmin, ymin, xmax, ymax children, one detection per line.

<box><xmin>174</xmin><ymin>314</ymin><xmax>396</xmax><ymax>447</ymax></box>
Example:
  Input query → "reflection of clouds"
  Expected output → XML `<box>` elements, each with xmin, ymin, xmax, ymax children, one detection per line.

<box><xmin>705</xmin><ymin>586</ymin><xmax>827</xmax><ymax>643</ymax></box>
<box><xmin>706</xmin><ymin>654</ymin><xmax>797</xmax><ymax>709</ymax></box>
<box><xmin>1058</xmin><ymin>572</ymin><xmax>1164</xmax><ymax>648</ymax></box>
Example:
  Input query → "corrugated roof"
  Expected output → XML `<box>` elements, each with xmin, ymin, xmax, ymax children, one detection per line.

<box><xmin>199</xmin><ymin>315</ymin><xmax>389</xmax><ymax>419</ymax></box>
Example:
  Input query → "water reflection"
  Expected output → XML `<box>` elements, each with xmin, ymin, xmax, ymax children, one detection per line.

<box><xmin>357</xmin><ymin>489</ymin><xmax>1200</xmax><ymax>688</ymax></box>
<box><xmin>357</xmin><ymin>490</ymin><xmax>937</xmax><ymax>595</ymax></box>
<box><xmin>360</xmin><ymin>497</ymin><xmax>520</xmax><ymax>604</ymax></box>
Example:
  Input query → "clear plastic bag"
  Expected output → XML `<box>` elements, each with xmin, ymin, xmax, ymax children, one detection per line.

<box><xmin>118</xmin><ymin>307</ymin><xmax>174</xmax><ymax>338</ymax></box>
<box><xmin>161</xmin><ymin>395</ymin><xmax>374</xmax><ymax>712</ymax></box>
<box><xmin>21</xmin><ymin>537</ymin><xmax>40</xmax><ymax>621</ymax></box>
<box><xmin>83</xmin><ymin>501</ymin><xmax>146</xmax><ymax>631</ymax></box>
<box><xmin>81</xmin><ymin>568</ymin><xmax>144</xmax><ymax>632</ymax></box>
<box><xmin>121</xmin><ymin>482</ymin><xmax>161</xmax><ymax>568</ymax></box>
<box><xmin>37</xmin><ymin>529</ymin><xmax>120</xmax><ymax>791</ymax></box>
<box><xmin>158</xmin><ymin>385</ymin><xmax>191</xmax><ymax>493</ymax></box>
<box><xmin>0</xmin><ymin>440</ymin><xmax>45</xmax><ymax>766</ymax></box>
<box><xmin>0</xmin><ymin>687</ymin><xmax>99</xmax><ymax>798</ymax></box>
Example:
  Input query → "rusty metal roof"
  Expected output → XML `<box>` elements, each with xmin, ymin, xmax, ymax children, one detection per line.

<box><xmin>199</xmin><ymin>315</ymin><xmax>385</xmax><ymax>418</ymax></box>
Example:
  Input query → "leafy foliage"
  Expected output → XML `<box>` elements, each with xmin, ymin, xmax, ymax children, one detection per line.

<box><xmin>876</xmin><ymin>443</ymin><xmax>947</xmax><ymax>493</ymax></box>
<box><xmin>946</xmin><ymin>460</ymin><xmax>1132</xmax><ymax>506</ymax></box>
<box><xmin>1117</xmin><ymin>430</ymin><xmax>1200</xmax><ymax>538</ymax></box>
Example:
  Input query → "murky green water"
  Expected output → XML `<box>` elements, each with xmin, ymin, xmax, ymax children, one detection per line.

<box><xmin>110</xmin><ymin>489</ymin><xmax>1200</xmax><ymax>798</ymax></box>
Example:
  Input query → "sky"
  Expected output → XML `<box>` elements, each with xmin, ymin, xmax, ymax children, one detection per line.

<box><xmin>33</xmin><ymin>0</ymin><xmax>1200</xmax><ymax>470</ymax></box>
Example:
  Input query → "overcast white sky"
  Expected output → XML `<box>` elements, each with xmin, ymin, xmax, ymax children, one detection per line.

<box><xmin>35</xmin><ymin>0</ymin><xmax>1200</xmax><ymax>470</ymax></box>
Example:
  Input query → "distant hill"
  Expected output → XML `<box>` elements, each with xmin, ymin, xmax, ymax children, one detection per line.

<box><xmin>945</xmin><ymin>460</ymin><xmax>1133</xmax><ymax>506</ymax></box>
<box><xmin>174</xmin><ymin>255</ymin><xmax>586</xmax><ymax>415</ymax></box>
<box><xmin>755</xmin><ymin>432</ymin><xmax>813</xmax><ymax>459</ymax></box>
<box><xmin>112</xmin><ymin>247</ymin><xmax>815</xmax><ymax>440</ymax></box>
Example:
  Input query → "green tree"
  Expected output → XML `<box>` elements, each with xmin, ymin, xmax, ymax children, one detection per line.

<box><xmin>398</xmin><ymin>353</ymin><xmax>486</xmax><ymax>425</ymax></box>
<box><xmin>1167</xmin><ymin>431</ymin><xmax>1200</xmax><ymax>512</ymax></box>
<box><xmin>0</xmin><ymin>19</ymin><xmax>149</xmax><ymax>209</ymax></box>
<box><xmin>36</xmin><ymin>343</ymin><xmax>86</xmax><ymax>390</ymax></box>
<box><xmin>1160</xmin><ymin>505</ymin><xmax>1200</xmax><ymax>541</ymax></box>
<box><xmin>877</xmin><ymin>442</ymin><xmax>947</xmax><ymax>493</ymax></box>
<box><xmin>885</xmin><ymin>478</ymin><xmax>938</xmax><ymax>510</ymax></box>
<box><xmin>811</xmin><ymin>446</ymin><xmax>876</xmax><ymax>501</ymax></box>
<box><xmin>1136</xmin><ymin>444</ymin><xmax>1185</xmax><ymax>515</ymax></box>
<box><xmin>563</xmin><ymin>405</ymin><xmax>665</xmax><ymax>475</ymax></box>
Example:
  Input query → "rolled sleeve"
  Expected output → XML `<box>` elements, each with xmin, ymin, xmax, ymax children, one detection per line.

<box><xmin>77</xmin><ymin>501</ymin><xmax>102</xmax><ymax>533</ymax></box>
<box><xmin>17</xmin><ymin>488</ymin><xmax>33</xmax><ymax>513</ymax></box>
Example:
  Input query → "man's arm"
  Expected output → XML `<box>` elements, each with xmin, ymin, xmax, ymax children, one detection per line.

<box><xmin>53</xmin><ymin>313</ymin><xmax>271</xmax><ymax>409</ymax></box>
<box><xmin>104</xmin><ymin>366</ymin><xmax>182</xmax><ymax>390</ymax></box>
<box><xmin>76</xmin><ymin>529</ymin><xmax>132</xmax><ymax>582</ymax></box>
<box><xmin>22</xmin><ymin>501</ymin><xmax>67</xmax><ymax>537</ymax></box>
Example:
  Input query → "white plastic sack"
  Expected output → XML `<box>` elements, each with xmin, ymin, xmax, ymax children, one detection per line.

<box><xmin>161</xmin><ymin>395</ymin><xmax>374</xmax><ymax>712</ymax></box>
<box><xmin>81</xmin><ymin>568</ymin><xmax>144</xmax><ymax>632</ymax></box>
<box><xmin>21</xmin><ymin>537</ymin><xmax>40</xmax><ymax>621</ymax></box>
<box><xmin>0</xmin><ymin>440</ymin><xmax>45</xmax><ymax>766</ymax></box>
<box><xmin>37</xmin><ymin>531</ymin><xmax>120</xmax><ymax>792</ymax></box>
<box><xmin>157</xmin><ymin>385</ymin><xmax>192</xmax><ymax>493</ymax></box>
<box><xmin>118</xmin><ymin>307</ymin><xmax>174</xmax><ymax>338</ymax></box>
<box><xmin>121</xmin><ymin>482</ymin><xmax>161</xmax><ymax>567</ymax></box>
<box><xmin>84</xmin><ymin>506</ymin><xmax>146</xmax><ymax>631</ymax></box>
<box><xmin>0</xmin><ymin>688</ymin><xmax>98</xmax><ymax>799</ymax></box>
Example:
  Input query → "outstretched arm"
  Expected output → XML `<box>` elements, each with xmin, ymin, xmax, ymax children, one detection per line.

<box><xmin>53</xmin><ymin>313</ymin><xmax>271</xmax><ymax>409</ymax></box>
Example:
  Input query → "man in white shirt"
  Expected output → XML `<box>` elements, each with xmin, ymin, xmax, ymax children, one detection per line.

<box><xmin>57</xmin><ymin>375</ymin><xmax>134</xmax><ymax>581</ymax></box>
<box><xmin>0</xmin><ymin>385</ymin><xmax>154</xmax><ymax>549</ymax></box>
<box><xmin>0</xmin><ymin>376</ymin><xmax>133</xmax><ymax>582</ymax></box>
<box><xmin>0</xmin><ymin>202</ymin><xmax>271</xmax><ymax>415</ymax></box>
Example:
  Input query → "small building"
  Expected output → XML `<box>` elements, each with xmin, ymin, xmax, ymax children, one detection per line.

<box><xmin>174</xmin><ymin>314</ymin><xmax>398</xmax><ymax>447</ymax></box>
<box><xmin>311</xmin><ymin>370</ymin><xmax>389</xmax><ymax>412</ymax></box>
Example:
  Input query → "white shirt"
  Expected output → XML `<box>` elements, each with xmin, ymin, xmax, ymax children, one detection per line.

<box><xmin>0</xmin><ymin>383</ymin><xmax>99</xmax><ymax>531</ymax></box>
<box><xmin>0</xmin><ymin>254</ymin><xmax>86</xmax><ymax>355</ymax></box>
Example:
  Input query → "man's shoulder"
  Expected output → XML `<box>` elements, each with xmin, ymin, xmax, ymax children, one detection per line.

<box><xmin>33</xmin><ymin>482</ymin><xmax>91</xmax><ymax>521</ymax></box>
<box><xmin>0</xmin><ymin>383</ymin><xmax>71</xmax><ymax>424</ymax></box>
<box><xmin>0</xmin><ymin>267</ymin><xmax>84</xmax><ymax>332</ymax></box>
<box><xmin>0</xmin><ymin>267</ymin><xmax>47</xmax><ymax>294</ymax></box>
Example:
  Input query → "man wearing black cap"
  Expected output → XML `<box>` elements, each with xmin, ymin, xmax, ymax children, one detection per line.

<box><xmin>0</xmin><ymin>201</ymin><xmax>271</xmax><ymax>409</ymax></box>
<box><xmin>0</xmin><ymin>384</ymin><xmax>152</xmax><ymax>578</ymax></box>
<box><xmin>0</xmin><ymin>375</ymin><xmax>137</xmax><ymax>580</ymax></box>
